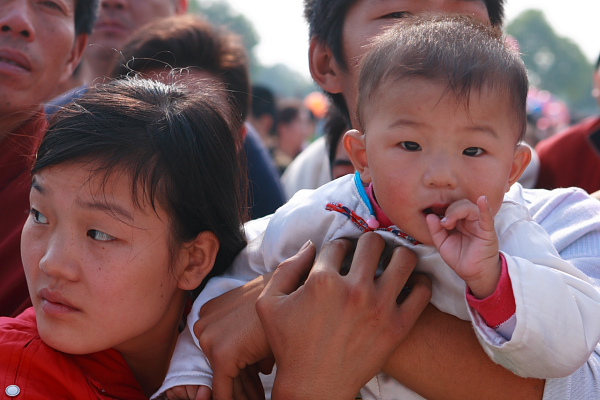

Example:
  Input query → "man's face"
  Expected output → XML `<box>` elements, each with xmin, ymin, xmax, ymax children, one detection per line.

<box><xmin>0</xmin><ymin>0</ymin><xmax>84</xmax><ymax>122</ymax></box>
<box><xmin>314</xmin><ymin>0</ymin><xmax>490</xmax><ymax>128</ymax></box>
<box><xmin>86</xmin><ymin>0</ymin><xmax>185</xmax><ymax>73</ymax></box>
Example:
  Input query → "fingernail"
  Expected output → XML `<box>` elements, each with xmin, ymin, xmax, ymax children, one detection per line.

<box><xmin>441</xmin><ymin>217</ymin><xmax>447</xmax><ymax>224</ymax></box>
<box><xmin>299</xmin><ymin>240</ymin><xmax>312</xmax><ymax>252</ymax></box>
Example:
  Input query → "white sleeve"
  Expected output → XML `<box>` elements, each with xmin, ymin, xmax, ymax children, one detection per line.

<box><xmin>150</xmin><ymin>325</ymin><xmax>214</xmax><ymax>398</ymax></box>
<box><xmin>543</xmin><ymin>342</ymin><xmax>600</xmax><ymax>399</ymax></box>
<box><xmin>469</xmin><ymin>202</ymin><xmax>600</xmax><ymax>379</ymax></box>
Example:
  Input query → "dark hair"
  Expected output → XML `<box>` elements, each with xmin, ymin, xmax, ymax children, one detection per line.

<box><xmin>111</xmin><ymin>14</ymin><xmax>251</xmax><ymax>120</ymax></box>
<box><xmin>357</xmin><ymin>13</ymin><xmax>528</xmax><ymax>141</ymax></box>
<box><xmin>75</xmin><ymin>0</ymin><xmax>100</xmax><ymax>35</ymax></box>
<box><xmin>251</xmin><ymin>85</ymin><xmax>277</xmax><ymax>119</ymax></box>
<box><xmin>324</xmin><ymin>106</ymin><xmax>350</xmax><ymax>171</ymax></box>
<box><xmin>277</xmin><ymin>98</ymin><xmax>304</xmax><ymax>125</ymax></box>
<box><xmin>33</xmin><ymin>77</ymin><xmax>247</xmax><ymax>290</ymax></box>
<box><xmin>303</xmin><ymin>0</ymin><xmax>506</xmax><ymax>122</ymax></box>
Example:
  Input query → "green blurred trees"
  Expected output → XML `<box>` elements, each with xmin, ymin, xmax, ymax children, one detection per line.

<box><xmin>506</xmin><ymin>10</ymin><xmax>596</xmax><ymax>118</ymax></box>
<box><xmin>191</xmin><ymin>0</ymin><xmax>317</xmax><ymax>99</ymax></box>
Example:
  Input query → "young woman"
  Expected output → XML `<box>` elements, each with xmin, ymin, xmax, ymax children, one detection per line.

<box><xmin>0</xmin><ymin>77</ymin><xmax>247</xmax><ymax>399</ymax></box>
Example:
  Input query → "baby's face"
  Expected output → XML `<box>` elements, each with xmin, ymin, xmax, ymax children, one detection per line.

<box><xmin>359</xmin><ymin>78</ymin><xmax>525</xmax><ymax>244</ymax></box>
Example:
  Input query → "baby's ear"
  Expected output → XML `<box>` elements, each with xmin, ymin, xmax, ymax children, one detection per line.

<box><xmin>507</xmin><ymin>143</ymin><xmax>532</xmax><ymax>190</ymax></box>
<box><xmin>344</xmin><ymin>129</ymin><xmax>372</xmax><ymax>183</ymax></box>
<box><xmin>177</xmin><ymin>231</ymin><xmax>220</xmax><ymax>291</ymax></box>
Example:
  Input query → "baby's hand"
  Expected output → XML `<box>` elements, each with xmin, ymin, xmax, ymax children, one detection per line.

<box><xmin>165</xmin><ymin>384</ymin><xmax>210</xmax><ymax>400</ymax></box>
<box><xmin>425</xmin><ymin>196</ymin><xmax>501</xmax><ymax>298</ymax></box>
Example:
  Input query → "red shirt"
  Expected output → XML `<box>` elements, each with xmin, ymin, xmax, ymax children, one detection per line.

<box><xmin>0</xmin><ymin>113</ymin><xmax>47</xmax><ymax>317</ymax></box>
<box><xmin>535</xmin><ymin>116</ymin><xmax>600</xmax><ymax>194</ymax></box>
<box><xmin>0</xmin><ymin>308</ymin><xmax>147</xmax><ymax>399</ymax></box>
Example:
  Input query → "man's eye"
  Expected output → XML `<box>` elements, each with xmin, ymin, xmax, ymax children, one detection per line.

<box><xmin>30</xmin><ymin>208</ymin><xmax>48</xmax><ymax>224</ymax></box>
<box><xmin>463</xmin><ymin>147</ymin><xmax>484</xmax><ymax>157</ymax></box>
<box><xmin>40</xmin><ymin>0</ymin><xmax>66</xmax><ymax>13</ymax></box>
<box><xmin>87</xmin><ymin>230</ymin><xmax>116</xmax><ymax>242</ymax></box>
<box><xmin>400</xmin><ymin>141</ymin><xmax>421</xmax><ymax>151</ymax></box>
<box><xmin>383</xmin><ymin>11</ymin><xmax>412</xmax><ymax>19</ymax></box>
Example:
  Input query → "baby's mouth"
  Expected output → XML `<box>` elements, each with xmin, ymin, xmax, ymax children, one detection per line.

<box><xmin>423</xmin><ymin>205</ymin><xmax>449</xmax><ymax>218</ymax></box>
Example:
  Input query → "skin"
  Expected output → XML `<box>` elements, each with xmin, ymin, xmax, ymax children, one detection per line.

<box><xmin>22</xmin><ymin>163</ymin><xmax>218</xmax><ymax>396</ymax></box>
<box><xmin>345</xmin><ymin>78</ymin><xmax>530</xmax><ymax>297</ymax></box>
<box><xmin>0</xmin><ymin>0</ymin><xmax>87</xmax><ymax>139</ymax></box>
<box><xmin>83</xmin><ymin>0</ymin><xmax>188</xmax><ymax>80</ymax></box>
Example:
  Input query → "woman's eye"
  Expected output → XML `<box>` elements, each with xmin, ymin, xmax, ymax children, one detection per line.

<box><xmin>400</xmin><ymin>141</ymin><xmax>421</xmax><ymax>151</ymax></box>
<box><xmin>383</xmin><ymin>11</ymin><xmax>412</xmax><ymax>19</ymax></box>
<box><xmin>464</xmin><ymin>147</ymin><xmax>485</xmax><ymax>157</ymax></box>
<box><xmin>30</xmin><ymin>208</ymin><xmax>48</xmax><ymax>224</ymax></box>
<box><xmin>87</xmin><ymin>230</ymin><xmax>116</xmax><ymax>242</ymax></box>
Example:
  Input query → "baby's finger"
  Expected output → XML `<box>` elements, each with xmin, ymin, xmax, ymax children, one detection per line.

<box><xmin>441</xmin><ymin>199</ymin><xmax>479</xmax><ymax>228</ymax></box>
<box><xmin>476</xmin><ymin>196</ymin><xmax>496</xmax><ymax>232</ymax></box>
<box><xmin>426</xmin><ymin>213</ymin><xmax>448</xmax><ymax>249</ymax></box>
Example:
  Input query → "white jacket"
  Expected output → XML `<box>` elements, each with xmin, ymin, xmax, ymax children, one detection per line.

<box><xmin>155</xmin><ymin>175</ymin><xmax>600</xmax><ymax>399</ymax></box>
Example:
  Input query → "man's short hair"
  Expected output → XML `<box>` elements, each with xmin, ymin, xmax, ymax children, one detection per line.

<box><xmin>303</xmin><ymin>0</ymin><xmax>506</xmax><ymax>122</ymax></box>
<box><xmin>75</xmin><ymin>0</ymin><xmax>100</xmax><ymax>35</ymax></box>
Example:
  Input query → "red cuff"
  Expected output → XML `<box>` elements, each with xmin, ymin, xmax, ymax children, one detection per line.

<box><xmin>466</xmin><ymin>254</ymin><xmax>516</xmax><ymax>328</ymax></box>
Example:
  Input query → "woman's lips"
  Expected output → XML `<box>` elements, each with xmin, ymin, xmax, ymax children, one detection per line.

<box><xmin>39</xmin><ymin>288</ymin><xmax>80</xmax><ymax>315</ymax></box>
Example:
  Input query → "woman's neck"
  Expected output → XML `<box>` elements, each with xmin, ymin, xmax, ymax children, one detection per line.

<box><xmin>124</xmin><ymin>328</ymin><xmax>180</xmax><ymax>397</ymax></box>
<box><xmin>116</xmin><ymin>294</ymin><xmax>186</xmax><ymax>397</ymax></box>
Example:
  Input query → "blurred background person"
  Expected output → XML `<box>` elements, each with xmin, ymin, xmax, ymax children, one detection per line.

<box><xmin>248</xmin><ymin>85</ymin><xmax>278</xmax><ymax>145</ymax></box>
<box><xmin>535</xmin><ymin>54</ymin><xmax>600</xmax><ymax>194</ymax></box>
<box><xmin>270</xmin><ymin>98</ymin><xmax>314</xmax><ymax>175</ymax></box>
<box><xmin>112</xmin><ymin>14</ymin><xmax>285</xmax><ymax>219</ymax></box>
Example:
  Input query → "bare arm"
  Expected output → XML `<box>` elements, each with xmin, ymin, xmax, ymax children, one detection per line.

<box><xmin>382</xmin><ymin>304</ymin><xmax>545</xmax><ymax>400</ymax></box>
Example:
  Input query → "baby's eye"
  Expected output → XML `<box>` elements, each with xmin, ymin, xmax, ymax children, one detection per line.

<box><xmin>87</xmin><ymin>229</ymin><xmax>116</xmax><ymax>242</ymax></box>
<box><xmin>400</xmin><ymin>141</ymin><xmax>421</xmax><ymax>151</ymax></box>
<box><xmin>383</xmin><ymin>11</ymin><xmax>412</xmax><ymax>19</ymax></box>
<box><xmin>30</xmin><ymin>208</ymin><xmax>48</xmax><ymax>224</ymax></box>
<box><xmin>463</xmin><ymin>147</ymin><xmax>485</xmax><ymax>157</ymax></box>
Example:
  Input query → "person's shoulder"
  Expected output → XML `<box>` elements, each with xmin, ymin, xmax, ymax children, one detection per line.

<box><xmin>283</xmin><ymin>174</ymin><xmax>357</xmax><ymax>210</ymax></box>
<box><xmin>0</xmin><ymin>307</ymin><xmax>37</xmax><ymax>335</ymax></box>
<box><xmin>536</xmin><ymin>116</ymin><xmax>600</xmax><ymax>152</ymax></box>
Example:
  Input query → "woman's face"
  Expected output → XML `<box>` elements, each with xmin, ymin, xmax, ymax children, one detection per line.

<box><xmin>22</xmin><ymin>163</ymin><xmax>188</xmax><ymax>356</ymax></box>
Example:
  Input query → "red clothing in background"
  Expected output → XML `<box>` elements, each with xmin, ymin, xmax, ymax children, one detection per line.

<box><xmin>0</xmin><ymin>308</ymin><xmax>146</xmax><ymax>399</ymax></box>
<box><xmin>535</xmin><ymin>116</ymin><xmax>600</xmax><ymax>194</ymax></box>
<box><xmin>0</xmin><ymin>114</ymin><xmax>47</xmax><ymax>317</ymax></box>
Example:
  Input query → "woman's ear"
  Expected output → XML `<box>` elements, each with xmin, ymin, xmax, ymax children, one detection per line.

<box><xmin>344</xmin><ymin>129</ymin><xmax>372</xmax><ymax>183</ymax></box>
<box><xmin>506</xmin><ymin>143</ymin><xmax>532</xmax><ymax>190</ymax></box>
<box><xmin>308</xmin><ymin>38</ymin><xmax>344</xmax><ymax>95</ymax></box>
<box><xmin>177</xmin><ymin>231</ymin><xmax>220</xmax><ymax>291</ymax></box>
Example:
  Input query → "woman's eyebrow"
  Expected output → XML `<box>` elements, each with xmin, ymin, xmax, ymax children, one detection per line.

<box><xmin>31</xmin><ymin>176</ymin><xmax>46</xmax><ymax>194</ymax></box>
<box><xmin>76</xmin><ymin>199</ymin><xmax>135</xmax><ymax>223</ymax></box>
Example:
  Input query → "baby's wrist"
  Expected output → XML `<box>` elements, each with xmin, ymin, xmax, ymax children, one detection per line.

<box><xmin>465</xmin><ymin>255</ymin><xmax>502</xmax><ymax>299</ymax></box>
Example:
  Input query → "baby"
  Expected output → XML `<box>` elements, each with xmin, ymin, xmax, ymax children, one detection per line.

<box><xmin>157</xmin><ymin>14</ymin><xmax>600</xmax><ymax>400</ymax></box>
